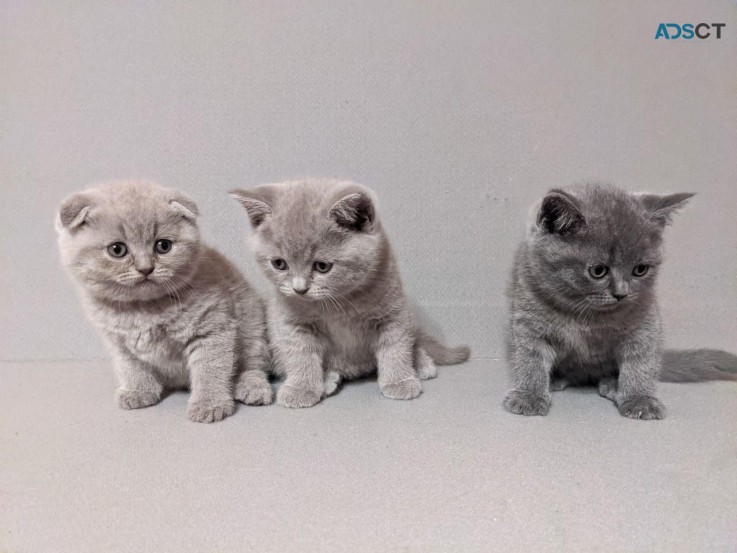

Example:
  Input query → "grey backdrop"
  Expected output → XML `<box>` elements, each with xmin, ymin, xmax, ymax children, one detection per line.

<box><xmin>2</xmin><ymin>1</ymin><xmax>736</xmax><ymax>362</ymax></box>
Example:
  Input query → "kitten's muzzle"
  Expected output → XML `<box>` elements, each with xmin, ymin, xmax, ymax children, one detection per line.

<box><xmin>291</xmin><ymin>276</ymin><xmax>310</xmax><ymax>295</ymax></box>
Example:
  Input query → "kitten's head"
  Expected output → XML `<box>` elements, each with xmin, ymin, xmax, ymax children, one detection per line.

<box><xmin>230</xmin><ymin>179</ymin><xmax>384</xmax><ymax>302</ymax></box>
<box><xmin>56</xmin><ymin>181</ymin><xmax>201</xmax><ymax>302</ymax></box>
<box><xmin>526</xmin><ymin>183</ymin><xmax>693</xmax><ymax>314</ymax></box>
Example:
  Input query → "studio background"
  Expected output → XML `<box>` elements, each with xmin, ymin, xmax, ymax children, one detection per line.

<box><xmin>2</xmin><ymin>2</ymin><xmax>736</xmax><ymax>362</ymax></box>
<box><xmin>3</xmin><ymin>3</ymin><xmax>737</xmax><ymax>553</ymax></box>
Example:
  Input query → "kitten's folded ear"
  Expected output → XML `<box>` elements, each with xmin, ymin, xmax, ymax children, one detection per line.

<box><xmin>56</xmin><ymin>192</ymin><xmax>94</xmax><ymax>233</ymax></box>
<box><xmin>537</xmin><ymin>189</ymin><xmax>586</xmax><ymax>234</ymax></box>
<box><xmin>637</xmin><ymin>192</ymin><xmax>694</xmax><ymax>226</ymax></box>
<box><xmin>328</xmin><ymin>189</ymin><xmax>375</xmax><ymax>232</ymax></box>
<box><xmin>229</xmin><ymin>188</ymin><xmax>273</xmax><ymax>228</ymax></box>
<box><xmin>169</xmin><ymin>192</ymin><xmax>199</xmax><ymax>222</ymax></box>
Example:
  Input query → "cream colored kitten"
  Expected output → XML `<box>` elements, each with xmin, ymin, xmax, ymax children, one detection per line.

<box><xmin>57</xmin><ymin>180</ymin><xmax>272</xmax><ymax>422</ymax></box>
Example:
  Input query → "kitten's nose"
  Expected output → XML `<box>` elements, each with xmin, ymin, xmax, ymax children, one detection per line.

<box><xmin>613</xmin><ymin>292</ymin><xmax>628</xmax><ymax>301</ymax></box>
<box><xmin>292</xmin><ymin>277</ymin><xmax>309</xmax><ymax>295</ymax></box>
<box><xmin>137</xmin><ymin>266</ymin><xmax>154</xmax><ymax>277</ymax></box>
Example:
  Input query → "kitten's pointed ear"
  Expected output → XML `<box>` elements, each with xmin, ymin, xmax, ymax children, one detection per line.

<box><xmin>328</xmin><ymin>191</ymin><xmax>375</xmax><ymax>232</ymax></box>
<box><xmin>169</xmin><ymin>192</ymin><xmax>199</xmax><ymax>222</ymax></box>
<box><xmin>56</xmin><ymin>192</ymin><xmax>93</xmax><ymax>232</ymax></box>
<box><xmin>229</xmin><ymin>189</ymin><xmax>273</xmax><ymax>228</ymax></box>
<box><xmin>637</xmin><ymin>192</ymin><xmax>694</xmax><ymax>226</ymax></box>
<box><xmin>537</xmin><ymin>189</ymin><xmax>586</xmax><ymax>234</ymax></box>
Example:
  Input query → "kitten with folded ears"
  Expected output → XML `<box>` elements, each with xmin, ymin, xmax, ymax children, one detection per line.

<box><xmin>504</xmin><ymin>183</ymin><xmax>736</xmax><ymax>419</ymax></box>
<box><xmin>56</xmin><ymin>180</ymin><xmax>273</xmax><ymax>422</ymax></box>
<box><xmin>230</xmin><ymin>178</ymin><xmax>470</xmax><ymax>408</ymax></box>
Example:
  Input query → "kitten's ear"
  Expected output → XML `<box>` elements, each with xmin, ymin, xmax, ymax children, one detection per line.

<box><xmin>537</xmin><ymin>189</ymin><xmax>586</xmax><ymax>234</ymax></box>
<box><xmin>328</xmin><ymin>190</ymin><xmax>375</xmax><ymax>232</ymax></box>
<box><xmin>56</xmin><ymin>192</ymin><xmax>93</xmax><ymax>233</ymax></box>
<box><xmin>229</xmin><ymin>189</ymin><xmax>273</xmax><ymax>228</ymax></box>
<box><xmin>637</xmin><ymin>192</ymin><xmax>694</xmax><ymax>226</ymax></box>
<box><xmin>169</xmin><ymin>192</ymin><xmax>199</xmax><ymax>222</ymax></box>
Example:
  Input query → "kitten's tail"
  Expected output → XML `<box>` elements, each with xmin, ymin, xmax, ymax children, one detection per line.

<box><xmin>419</xmin><ymin>334</ymin><xmax>471</xmax><ymax>365</ymax></box>
<box><xmin>659</xmin><ymin>349</ymin><xmax>737</xmax><ymax>382</ymax></box>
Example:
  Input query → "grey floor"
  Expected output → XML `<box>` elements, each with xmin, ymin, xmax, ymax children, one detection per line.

<box><xmin>2</xmin><ymin>359</ymin><xmax>736</xmax><ymax>552</ymax></box>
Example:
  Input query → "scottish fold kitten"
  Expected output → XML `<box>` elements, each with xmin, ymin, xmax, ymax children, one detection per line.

<box><xmin>57</xmin><ymin>181</ymin><xmax>273</xmax><ymax>422</ymax></box>
<box><xmin>230</xmin><ymin>178</ymin><xmax>470</xmax><ymax>408</ymax></box>
<box><xmin>504</xmin><ymin>183</ymin><xmax>736</xmax><ymax>419</ymax></box>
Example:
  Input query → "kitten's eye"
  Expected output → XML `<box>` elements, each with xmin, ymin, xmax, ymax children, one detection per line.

<box><xmin>272</xmin><ymin>258</ymin><xmax>288</xmax><ymax>271</ymax></box>
<box><xmin>588</xmin><ymin>265</ymin><xmax>609</xmax><ymax>279</ymax></box>
<box><xmin>107</xmin><ymin>242</ymin><xmax>128</xmax><ymax>258</ymax></box>
<box><xmin>633</xmin><ymin>264</ymin><xmax>650</xmax><ymax>277</ymax></box>
<box><xmin>313</xmin><ymin>261</ymin><xmax>333</xmax><ymax>273</ymax></box>
<box><xmin>154</xmin><ymin>239</ymin><xmax>172</xmax><ymax>254</ymax></box>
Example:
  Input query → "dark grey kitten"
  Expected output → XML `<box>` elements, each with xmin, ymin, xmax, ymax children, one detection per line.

<box><xmin>504</xmin><ymin>183</ymin><xmax>736</xmax><ymax>420</ymax></box>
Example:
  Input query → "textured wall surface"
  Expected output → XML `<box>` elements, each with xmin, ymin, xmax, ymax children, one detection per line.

<box><xmin>2</xmin><ymin>1</ymin><xmax>736</xmax><ymax>361</ymax></box>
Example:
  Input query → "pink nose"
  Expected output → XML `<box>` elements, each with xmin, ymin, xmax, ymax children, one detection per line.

<box><xmin>137</xmin><ymin>267</ymin><xmax>154</xmax><ymax>276</ymax></box>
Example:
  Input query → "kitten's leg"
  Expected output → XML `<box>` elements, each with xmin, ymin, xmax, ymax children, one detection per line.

<box><xmin>184</xmin><ymin>331</ymin><xmax>237</xmax><ymax>423</ymax></box>
<box><xmin>234</xmin><ymin>329</ymin><xmax>274</xmax><ymax>406</ymax></box>
<box><xmin>275</xmin><ymin>325</ymin><xmax>325</xmax><ymax>408</ymax></box>
<box><xmin>112</xmin><ymin>347</ymin><xmax>163</xmax><ymax>410</ymax></box>
<box><xmin>416</xmin><ymin>346</ymin><xmax>438</xmax><ymax>380</ymax></box>
<box><xmin>376</xmin><ymin>323</ymin><xmax>422</xmax><ymax>400</ymax></box>
<box><xmin>605</xmin><ymin>338</ymin><xmax>666</xmax><ymax>420</ymax></box>
<box><xmin>503</xmin><ymin>330</ymin><xmax>556</xmax><ymax>416</ymax></box>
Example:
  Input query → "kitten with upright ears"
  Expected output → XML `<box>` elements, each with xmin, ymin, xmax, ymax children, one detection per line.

<box><xmin>230</xmin><ymin>178</ymin><xmax>470</xmax><ymax>408</ymax></box>
<box><xmin>56</xmin><ymin>180</ymin><xmax>273</xmax><ymax>423</ymax></box>
<box><xmin>504</xmin><ymin>183</ymin><xmax>736</xmax><ymax>419</ymax></box>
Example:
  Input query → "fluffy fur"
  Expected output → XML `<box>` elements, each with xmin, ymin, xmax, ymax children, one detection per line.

<box><xmin>57</xmin><ymin>181</ymin><xmax>273</xmax><ymax>423</ymax></box>
<box><xmin>230</xmin><ymin>178</ymin><xmax>470</xmax><ymax>408</ymax></box>
<box><xmin>504</xmin><ymin>183</ymin><xmax>736</xmax><ymax>420</ymax></box>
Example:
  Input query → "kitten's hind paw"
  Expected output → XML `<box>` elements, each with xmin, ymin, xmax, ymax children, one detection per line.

<box><xmin>323</xmin><ymin>371</ymin><xmax>342</xmax><ymax>397</ymax></box>
<box><xmin>416</xmin><ymin>347</ymin><xmax>438</xmax><ymax>380</ymax></box>
<box><xmin>116</xmin><ymin>389</ymin><xmax>161</xmax><ymax>410</ymax></box>
<box><xmin>187</xmin><ymin>399</ymin><xmax>236</xmax><ymax>423</ymax></box>
<box><xmin>598</xmin><ymin>377</ymin><xmax>618</xmax><ymax>401</ymax></box>
<box><xmin>618</xmin><ymin>396</ymin><xmax>666</xmax><ymax>420</ymax></box>
<box><xmin>277</xmin><ymin>385</ymin><xmax>322</xmax><ymax>408</ymax></box>
<box><xmin>503</xmin><ymin>389</ymin><xmax>551</xmax><ymax>416</ymax></box>
<box><xmin>381</xmin><ymin>378</ymin><xmax>422</xmax><ymax>400</ymax></box>
<box><xmin>550</xmin><ymin>378</ymin><xmax>570</xmax><ymax>391</ymax></box>
<box><xmin>235</xmin><ymin>372</ymin><xmax>274</xmax><ymax>406</ymax></box>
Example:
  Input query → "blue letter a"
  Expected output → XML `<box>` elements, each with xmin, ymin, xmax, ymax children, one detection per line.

<box><xmin>655</xmin><ymin>23</ymin><xmax>669</xmax><ymax>39</ymax></box>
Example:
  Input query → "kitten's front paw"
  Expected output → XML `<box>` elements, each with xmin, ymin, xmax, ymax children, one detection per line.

<box><xmin>277</xmin><ymin>385</ymin><xmax>322</xmax><ymax>408</ymax></box>
<box><xmin>116</xmin><ymin>389</ymin><xmax>161</xmax><ymax>410</ymax></box>
<box><xmin>187</xmin><ymin>399</ymin><xmax>236</xmax><ymax>423</ymax></box>
<box><xmin>381</xmin><ymin>378</ymin><xmax>422</xmax><ymax>400</ymax></box>
<box><xmin>503</xmin><ymin>389</ymin><xmax>551</xmax><ymax>416</ymax></box>
<box><xmin>618</xmin><ymin>396</ymin><xmax>666</xmax><ymax>420</ymax></box>
<box><xmin>235</xmin><ymin>377</ymin><xmax>274</xmax><ymax>406</ymax></box>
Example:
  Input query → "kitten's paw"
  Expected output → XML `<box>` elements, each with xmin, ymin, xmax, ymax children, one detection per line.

<box><xmin>116</xmin><ymin>389</ymin><xmax>161</xmax><ymax>410</ymax></box>
<box><xmin>277</xmin><ymin>385</ymin><xmax>322</xmax><ymax>408</ymax></box>
<box><xmin>503</xmin><ymin>389</ymin><xmax>551</xmax><ymax>416</ymax></box>
<box><xmin>187</xmin><ymin>399</ymin><xmax>236</xmax><ymax>423</ymax></box>
<box><xmin>323</xmin><ymin>371</ymin><xmax>342</xmax><ymax>397</ymax></box>
<box><xmin>618</xmin><ymin>396</ymin><xmax>666</xmax><ymax>420</ymax></box>
<box><xmin>416</xmin><ymin>360</ymin><xmax>438</xmax><ymax>380</ymax></box>
<box><xmin>598</xmin><ymin>377</ymin><xmax>618</xmax><ymax>401</ymax></box>
<box><xmin>235</xmin><ymin>376</ymin><xmax>274</xmax><ymax>406</ymax></box>
<box><xmin>550</xmin><ymin>378</ymin><xmax>570</xmax><ymax>391</ymax></box>
<box><xmin>381</xmin><ymin>378</ymin><xmax>422</xmax><ymax>400</ymax></box>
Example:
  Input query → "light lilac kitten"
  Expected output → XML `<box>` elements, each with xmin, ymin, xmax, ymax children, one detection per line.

<box><xmin>57</xmin><ymin>180</ymin><xmax>272</xmax><ymax>423</ymax></box>
<box><xmin>230</xmin><ymin>178</ymin><xmax>470</xmax><ymax>408</ymax></box>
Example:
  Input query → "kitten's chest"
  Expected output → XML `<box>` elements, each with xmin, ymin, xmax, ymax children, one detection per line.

<box><xmin>321</xmin><ymin>315</ymin><xmax>376</xmax><ymax>356</ymax></box>
<box><xmin>555</xmin><ymin>320</ymin><xmax>622</xmax><ymax>363</ymax></box>
<box><xmin>95</xmin><ymin>306</ymin><xmax>191</xmax><ymax>366</ymax></box>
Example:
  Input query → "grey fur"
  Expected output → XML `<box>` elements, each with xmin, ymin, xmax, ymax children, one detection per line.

<box><xmin>504</xmin><ymin>183</ymin><xmax>735</xmax><ymax>420</ymax></box>
<box><xmin>57</xmin><ymin>181</ymin><xmax>272</xmax><ymax>423</ymax></box>
<box><xmin>230</xmin><ymin>178</ymin><xmax>470</xmax><ymax>408</ymax></box>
